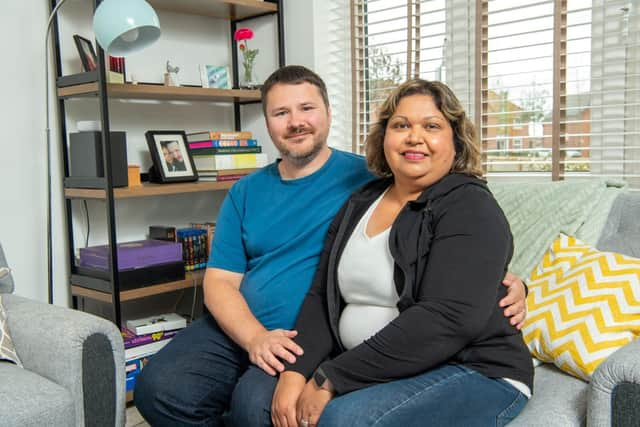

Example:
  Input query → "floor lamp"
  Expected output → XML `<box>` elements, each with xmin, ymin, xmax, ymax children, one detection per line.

<box><xmin>45</xmin><ymin>0</ymin><xmax>161</xmax><ymax>304</ymax></box>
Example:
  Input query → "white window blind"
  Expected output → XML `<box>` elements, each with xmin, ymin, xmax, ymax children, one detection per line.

<box><xmin>352</xmin><ymin>0</ymin><xmax>413</xmax><ymax>152</ymax></box>
<box><xmin>351</xmin><ymin>0</ymin><xmax>640</xmax><ymax>190</ymax></box>
<box><xmin>352</xmin><ymin>0</ymin><xmax>471</xmax><ymax>152</ymax></box>
<box><xmin>481</xmin><ymin>0</ymin><xmax>556</xmax><ymax>177</ymax></box>
<box><xmin>482</xmin><ymin>0</ymin><xmax>640</xmax><ymax>190</ymax></box>
<box><xmin>322</xmin><ymin>0</ymin><xmax>354</xmax><ymax>153</ymax></box>
<box><xmin>569</xmin><ymin>0</ymin><xmax>640</xmax><ymax>189</ymax></box>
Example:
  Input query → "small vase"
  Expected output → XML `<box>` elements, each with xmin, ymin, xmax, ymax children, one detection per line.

<box><xmin>241</xmin><ymin>59</ymin><xmax>259</xmax><ymax>89</ymax></box>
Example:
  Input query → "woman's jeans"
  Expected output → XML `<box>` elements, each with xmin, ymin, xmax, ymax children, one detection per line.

<box><xmin>134</xmin><ymin>314</ymin><xmax>276</xmax><ymax>427</ymax></box>
<box><xmin>318</xmin><ymin>364</ymin><xmax>528</xmax><ymax>427</ymax></box>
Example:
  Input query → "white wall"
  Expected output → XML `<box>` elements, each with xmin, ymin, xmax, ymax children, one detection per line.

<box><xmin>0</xmin><ymin>1</ymin><xmax>51</xmax><ymax>303</ymax></box>
<box><xmin>0</xmin><ymin>0</ymin><xmax>328</xmax><ymax>307</ymax></box>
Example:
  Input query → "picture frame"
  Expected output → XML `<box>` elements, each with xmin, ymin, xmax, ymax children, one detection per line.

<box><xmin>73</xmin><ymin>34</ymin><xmax>98</xmax><ymax>72</ymax></box>
<box><xmin>145</xmin><ymin>130</ymin><xmax>198</xmax><ymax>183</ymax></box>
<box><xmin>199</xmin><ymin>65</ymin><xmax>231</xmax><ymax>89</ymax></box>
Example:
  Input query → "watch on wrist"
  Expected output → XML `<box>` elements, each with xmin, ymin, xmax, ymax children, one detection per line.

<box><xmin>313</xmin><ymin>367</ymin><xmax>335</xmax><ymax>393</ymax></box>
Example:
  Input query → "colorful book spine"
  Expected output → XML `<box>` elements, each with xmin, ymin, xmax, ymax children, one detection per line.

<box><xmin>191</xmin><ymin>146</ymin><xmax>262</xmax><ymax>155</ymax></box>
<box><xmin>124</xmin><ymin>337</ymin><xmax>172</xmax><ymax>361</ymax></box>
<box><xmin>194</xmin><ymin>153</ymin><xmax>269</xmax><ymax>171</ymax></box>
<box><xmin>126</xmin><ymin>373</ymin><xmax>137</xmax><ymax>391</ymax></box>
<box><xmin>125</xmin><ymin>313</ymin><xmax>187</xmax><ymax>335</ymax></box>
<box><xmin>190</xmin><ymin>222</ymin><xmax>216</xmax><ymax>258</ymax></box>
<box><xmin>187</xmin><ymin>131</ymin><xmax>253</xmax><ymax>142</ymax></box>
<box><xmin>177</xmin><ymin>228</ymin><xmax>207</xmax><ymax>271</ymax></box>
<box><xmin>121</xmin><ymin>328</ymin><xmax>180</xmax><ymax>349</ymax></box>
<box><xmin>125</xmin><ymin>356</ymin><xmax>144</xmax><ymax>376</ymax></box>
<box><xmin>217</xmin><ymin>168</ymin><xmax>258</xmax><ymax>176</ymax></box>
<box><xmin>189</xmin><ymin>139</ymin><xmax>259</xmax><ymax>149</ymax></box>
<box><xmin>125</xmin><ymin>355</ymin><xmax>151</xmax><ymax>391</ymax></box>
<box><xmin>197</xmin><ymin>168</ymin><xmax>257</xmax><ymax>181</ymax></box>
<box><xmin>214</xmin><ymin>174</ymin><xmax>249</xmax><ymax>182</ymax></box>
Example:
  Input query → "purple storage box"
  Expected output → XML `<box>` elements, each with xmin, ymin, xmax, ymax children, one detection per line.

<box><xmin>79</xmin><ymin>239</ymin><xmax>183</xmax><ymax>271</ymax></box>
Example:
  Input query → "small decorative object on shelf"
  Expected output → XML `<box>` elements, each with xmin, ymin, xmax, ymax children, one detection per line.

<box><xmin>73</xmin><ymin>34</ymin><xmax>98</xmax><ymax>72</ymax></box>
<box><xmin>108</xmin><ymin>55</ymin><xmax>126</xmax><ymax>83</ymax></box>
<box><xmin>234</xmin><ymin>27</ymin><xmax>259</xmax><ymax>88</ymax></box>
<box><xmin>109</xmin><ymin>56</ymin><xmax>125</xmax><ymax>74</ymax></box>
<box><xmin>199</xmin><ymin>65</ymin><xmax>231</xmax><ymax>89</ymax></box>
<box><xmin>164</xmin><ymin>60</ymin><xmax>180</xmax><ymax>87</ymax></box>
<box><xmin>145</xmin><ymin>130</ymin><xmax>198</xmax><ymax>183</ymax></box>
<box><xmin>127</xmin><ymin>165</ymin><xmax>141</xmax><ymax>186</ymax></box>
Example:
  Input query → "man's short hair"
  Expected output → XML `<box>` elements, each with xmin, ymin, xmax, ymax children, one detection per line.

<box><xmin>260</xmin><ymin>65</ymin><xmax>330</xmax><ymax>116</ymax></box>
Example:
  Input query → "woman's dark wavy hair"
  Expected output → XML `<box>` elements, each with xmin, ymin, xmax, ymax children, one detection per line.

<box><xmin>365</xmin><ymin>79</ymin><xmax>483</xmax><ymax>178</ymax></box>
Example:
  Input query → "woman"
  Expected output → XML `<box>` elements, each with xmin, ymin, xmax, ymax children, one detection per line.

<box><xmin>272</xmin><ymin>79</ymin><xmax>533</xmax><ymax>427</ymax></box>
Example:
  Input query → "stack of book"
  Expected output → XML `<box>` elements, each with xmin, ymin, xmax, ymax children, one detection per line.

<box><xmin>123</xmin><ymin>313</ymin><xmax>187</xmax><ymax>393</ymax></box>
<box><xmin>176</xmin><ymin>228</ymin><xmax>208</xmax><ymax>271</ymax></box>
<box><xmin>190</xmin><ymin>222</ymin><xmax>216</xmax><ymax>258</ymax></box>
<box><xmin>187</xmin><ymin>130</ymin><xmax>269</xmax><ymax>181</ymax></box>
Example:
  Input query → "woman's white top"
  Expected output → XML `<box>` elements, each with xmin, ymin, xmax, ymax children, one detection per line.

<box><xmin>337</xmin><ymin>190</ymin><xmax>400</xmax><ymax>350</ymax></box>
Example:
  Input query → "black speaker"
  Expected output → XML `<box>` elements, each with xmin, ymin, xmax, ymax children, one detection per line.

<box><xmin>69</xmin><ymin>131</ymin><xmax>128</xmax><ymax>188</ymax></box>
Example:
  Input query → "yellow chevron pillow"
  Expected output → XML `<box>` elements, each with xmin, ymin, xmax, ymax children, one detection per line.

<box><xmin>523</xmin><ymin>234</ymin><xmax>640</xmax><ymax>380</ymax></box>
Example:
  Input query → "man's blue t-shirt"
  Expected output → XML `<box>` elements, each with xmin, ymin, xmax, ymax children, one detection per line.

<box><xmin>208</xmin><ymin>149</ymin><xmax>374</xmax><ymax>330</ymax></box>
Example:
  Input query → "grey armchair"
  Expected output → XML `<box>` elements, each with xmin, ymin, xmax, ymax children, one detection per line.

<box><xmin>0</xmin><ymin>243</ymin><xmax>125</xmax><ymax>427</ymax></box>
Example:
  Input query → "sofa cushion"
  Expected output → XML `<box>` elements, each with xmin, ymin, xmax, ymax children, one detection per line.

<box><xmin>0</xmin><ymin>295</ymin><xmax>22</xmax><ymax>367</ymax></box>
<box><xmin>488</xmin><ymin>180</ymin><xmax>618</xmax><ymax>279</ymax></box>
<box><xmin>523</xmin><ymin>234</ymin><xmax>640</xmax><ymax>380</ymax></box>
<box><xmin>597</xmin><ymin>192</ymin><xmax>640</xmax><ymax>258</ymax></box>
<box><xmin>0</xmin><ymin>243</ymin><xmax>14</xmax><ymax>294</ymax></box>
<box><xmin>0</xmin><ymin>362</ymin><xmax>75</xmax><ymax>427</ymax></box>
<box><xmin>510</xmin><ymin>364</ymin><xmax>588</xmax><ymax>426</ymax></box>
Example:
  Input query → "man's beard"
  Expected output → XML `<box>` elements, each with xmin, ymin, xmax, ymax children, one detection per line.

<box><xmin>276</xmin><ymin>129</ymin><xmax>326</xmax><ymax>167</ymax></box>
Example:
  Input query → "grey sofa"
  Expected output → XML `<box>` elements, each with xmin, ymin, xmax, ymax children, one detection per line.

<box><xmin>0</xmin><ymin>243</ymin><xmax>126</xmax><ymax>427</ymax></box>
<box><xmin>508</xmin><ymin>191</ymin><xmax>640</xmax><ymax>426</ymax></box>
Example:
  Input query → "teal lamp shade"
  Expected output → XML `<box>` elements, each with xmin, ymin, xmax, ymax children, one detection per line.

<box><xmin>93</xmin><ymin>0</ymin><xmax>161</xmax><ymax>57</ymax></box>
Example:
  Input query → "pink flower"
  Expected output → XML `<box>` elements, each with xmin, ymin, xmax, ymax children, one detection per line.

<box><xmin>234</xmin><ymin>28</ymin><xmax>254</xmax><ymax>42</ymax></box>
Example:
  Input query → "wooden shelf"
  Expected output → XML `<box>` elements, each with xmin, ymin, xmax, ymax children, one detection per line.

<box><xmin>148</xmin><ymin>0</ymin><xmax>278</xmax><ymax>20</ymax></box>
<box><xmin>65</xmin><ymin>180</ymin><xmax>234</xmax><ymax>200</ymax></box>
<box><xmin>72</xmin><ymin>270</ymin><xmax>205</xmax><ymax>302</ymax></box>
<box><xmin>58</xmin><ymin>83</ymin><xmax>261</xmax><ymax>102</ymax></box>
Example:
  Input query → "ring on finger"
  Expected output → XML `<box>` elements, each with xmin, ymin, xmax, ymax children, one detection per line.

<box><xmin>300</xmin><ymin>419</ymin><xmax>309</xmax><ymax>427</ymax></box>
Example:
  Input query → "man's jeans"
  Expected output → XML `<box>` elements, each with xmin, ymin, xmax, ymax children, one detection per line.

<box><xmin>134</xmin><ymin>314</ymin><xmax>277</xmax><ymax>427</ymax></box>
<box><xmin>318</xmin><ymin>364</ymin><xmax>528</xmax><ymax>427</ymax></box>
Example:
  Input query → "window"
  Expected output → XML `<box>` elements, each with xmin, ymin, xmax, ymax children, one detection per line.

<box><xmin>496</xmin><ymin>135</ymin><xmax>508</xmax><ymax>152</ymax></box>
<box><xmin>513</xmin><ymin>137</ymin><xmax>524</xmax><ymax>150</ymax></box>
<box><xmin>351</xmin><ymin>0</ymin><xmax>472</xmax><ymax>152</ymax></box>
<box><xmin>352</xmin><ymin>0</ymin><xmax>640</xmax><ymax>190</ymax></box>
<box><xmin>322</xmin><ymin>1</ymin><xmax>354</xmax><ymax>153</ymax></box>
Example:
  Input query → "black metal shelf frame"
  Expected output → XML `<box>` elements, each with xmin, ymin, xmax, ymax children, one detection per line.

<box><xmin>50</xmin><ymin>0</ymin><xmax>285</xmax><ymax>326</ymax></box>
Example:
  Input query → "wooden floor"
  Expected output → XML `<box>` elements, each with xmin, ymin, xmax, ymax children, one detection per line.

<box><xmin>126</xmin><ymin>404</ymin><xmax>150</xmax><ymax>427</ymax></box>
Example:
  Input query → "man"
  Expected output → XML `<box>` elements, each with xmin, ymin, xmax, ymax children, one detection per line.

<box><xmin>166</xmin><ymin>140</ymin><xmax>187</xmax><ymax>171</ymax></box>
<box><xmin>161</xmin><ymin>143</ymin><xmax>175</xmax><ymax>171</ymax></box>
<box><xmin>134</xmin><ymin>66</ymin><xmax>527</xmax><ymax>427</ymax></box>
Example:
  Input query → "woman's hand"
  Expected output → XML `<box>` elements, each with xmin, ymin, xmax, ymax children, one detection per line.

<box><xmin>272</xmin><ymin>371</ymin><xmax>307</xmax><ymax>427</ymax></box>
<box><xmin>247</xmin><ymin>329</ymin><xmax>304</xmax><ymax>376</ymax></box>
<box><xmin>499</xmin><ymin>271</ymin><xmax>527</xmax><ymax>329</ymax></box>
<box><xmin>296</xmin><ymin>379</ymin><xmax>335</xmax><ymax>427</ymax></box>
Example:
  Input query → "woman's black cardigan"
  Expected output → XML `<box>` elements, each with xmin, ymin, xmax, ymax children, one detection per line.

<box><xmin>285</xmin><ymin>173</ymin><xmax>534</xmax><ymax>395</ymax></box>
